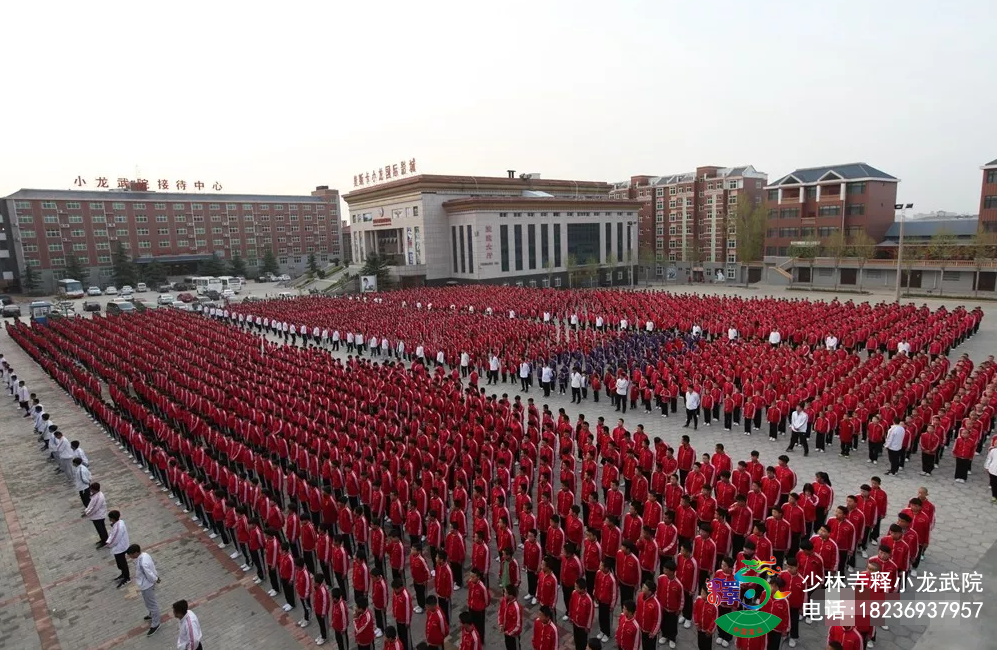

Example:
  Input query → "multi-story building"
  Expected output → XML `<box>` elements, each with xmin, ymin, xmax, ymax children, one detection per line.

<box><xmin>611</xmin><ymin>166</ymin><xmax>766</xmax><ymax>281</ymax></box>
<box><xmin>980</xmin><ymin>158</ymin><xmax>997</xmax><ymax>231</ymax></box>
<box><xmin>343</xmin><ymin>171</ymin><xmax>641</xmax><ymax>287</ymax></box>
<box><xmin>1</xmin><ymin>183</ymin><xmax>341</xmax><ymax>291</ymax></box>
<box><xmin>763</xmin><ymin>163</ymin><xmax>898</xmax><ymax>256</ymax></box>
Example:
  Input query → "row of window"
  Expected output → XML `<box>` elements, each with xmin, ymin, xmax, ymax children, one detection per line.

<box><xmin>766</xmin><ymin>182</ymin><xmax>867</xmax><ymax>202</ymax></box>
<box><xmin>496</xmin><ymin>211</ymin><xmax>637</xmax><ymax>218</ymax></box>
<box><xmin>20</xmin><ymin>200</ymin><xmax>328</xmax><ymax>212</ymax></box>
<box><xmin>984</xmin><ymin>196</ymin><xmax>997</xmax><ymax>210</ymax></box>
<box><xmin>766</xmin><ymin>227</ymin><xmax>841</xmax><ymax>238</ymax></box>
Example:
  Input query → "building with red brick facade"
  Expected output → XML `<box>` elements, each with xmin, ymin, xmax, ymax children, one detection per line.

<box><xmin>763</xmin><ymin>163</ymin><xmax>898</xmax><ymax>257</ymax></box>
<box><xmin>611</xmin><ymin>166</ymin><xmax>766</xmax><ymax>281</ymax></box>
<box><xmin>980</xmin><ymin>158</ymin><xmax>997</xmax><ymax>232</ymax></box>
<box><xmin>1</xmin><ymin>185</ymin><xmax>341</xmax><ymax>292</ymax></box>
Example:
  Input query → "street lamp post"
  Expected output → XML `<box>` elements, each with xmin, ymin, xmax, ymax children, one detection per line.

<box><xmin>894</xmin><ymin>203</ymin><xmax>913</xmax><ymax>301</ymax></box>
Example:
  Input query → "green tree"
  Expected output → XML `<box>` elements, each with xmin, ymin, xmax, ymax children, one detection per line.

<box><xmin>788</xmin><ymin>243</ymin><xmax>818</xmax><ymax>287</ymax></box>
<box><xmin>638</xmin><ymin>248</ymin><xmax>656</xmax><ymax>286</ymax></box>
<box><xmin>925</xmin><ymin>227</ymin><xmax>957</xmax><ymax>261</ymax></box>
<box><xmin>565</xmin><ymin>254</ymin><xmax>579</xmax><ymax>288</ymax></box>
<box><xmin>822</xmin><ymin>230</ymin><xmax>849</xmax><ymax>291</ymax></box>
<box><xmin>229</xmin><ymin>253</ymin><xmax>248</xmax><ymax>278</ymax></box>
<box><xmin>605</xmin><ymin>253</ymin><xmax>617</xmax><ymax>287</ymax></box>
<box><xmin>20</xmin><ymin>263</ymin><xmax>39</xmax><ymax>295</ymax></box>
<box><xmin>260</xmin><ymin>249</ymin><xmax>280</xmax><ymax>276</ymax></box>
<box><xmin>544</xmin><ymin>256</ymin><xmax>556</xmax><ymax>288</ymax></box>
<box><xmin>847</xmin><ymin>231</ymin><xmax>876</xmax><ymax>290</ymax></box>
<box><xmin>734</xmin><ymin>203</ymin><xmax>766</xmax><ymax>264</ymax></box>
<box><xmin>63</xmin><ymin>255</ymin><xmax>88</xmax><ymax>286</ymax></box>
<box><xmin>112</xmin><ymin>241</ymin><xmax>137</xmax><ymax>288</ymax></box>
<box><xmin>307</xmin><ymin>252</ymin><xmax>319</xmax><ymax>276</ymax></box>
<box><xmin>142</xmin><ymin>259</ymin><xmax>167</xmax><ymax>287</ymax></box>
<box><xmin>359</xmin><ymin>252</ymin><xmax>393</xmax><ymax>291</ymax></box>
<box><xmin>199</xmin><ymin>252</ymin><xmax>227</xmax><ymax>277</ymax></box>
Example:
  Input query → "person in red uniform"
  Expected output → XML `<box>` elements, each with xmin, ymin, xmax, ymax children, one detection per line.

<box><xmin>425</xmin><ymin>595</ymin><xmax>450</xmax><ymax>650</ymax></box>
<box><xmin>615</xmin><ymin>600</ymin><xmax>640</xmax><ymax>650</ymax></box>
<box><xmin>827</xmin><ymin>625</ymin><xmax>864</xmax><ymax>650</ymax></box>
<box><xmin>570</xmin><ymin>578</ymin><xmax>596</xmax><ymax>650</ymax></box>
<box><xmin>533</xmin><ymin>606</ymin><xmax>559</xmax><ymax>650</ymax></box>
<box><xmin>459</xmin><ymin>611</ymin><xmax>483</xmax><ymax>650</ymax></box>
<box><xmin>391</xmin><ymin>577</ymin><xmax>413</xmax><ymax>650</ymax></box>
<box><xmin>313</xmin><ymin>574</ymin><xmax>330</xmax><ymax>646</ymax></box>
<box><xmin>330</xmin><ymin>587</ymin><xmax>349</xmax><ymax>650</ymax></box>
<box><xmin>760</xmin><ymin>576</ymin><xmax>790</xmax><ymax>650</ymax></box>
<box><xmin>498</xmin><ymin>584</ymin><xmax>523</xmax><ymax>650</ymax></box>
<box><xmin>657</xmin><ymin>558</ymin><xmax>684</xmax><ymax>648</ymax></box>
<box><xmin>676</xmin><ymin>541</ymin><xmax>699</xmax><ymax>627</ymax></box>
<box><xmin>594</xmin><ymin>558</ymin><xmax>618</xmax><ymax>643</ymax></box>
<box><xmin>434</xmin><ymin>552</ymin><xmax>454</xmax><ymax>624</ymax></box>
<box><xmin>467</xmin><ymin>568</ymin><xmax>491</xmax><ymax>641</ymax></box>
<box><xmin>692</xmin><ymin>583</ymin><xmax>718</xmax><ymax>650</ymax></box>
<box><xmin>353</xmin><ymin>597</ymin><xmax>376</xmax><ymax>650</ymax></box>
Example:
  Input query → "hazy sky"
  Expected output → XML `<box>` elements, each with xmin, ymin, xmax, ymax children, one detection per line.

<box><xmin>4</xmin><ymin>0</ymin><xmax>994</xmax><ymax>214</ymax></box>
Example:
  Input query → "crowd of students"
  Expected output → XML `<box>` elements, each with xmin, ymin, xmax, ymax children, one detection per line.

<box><xmin>6</xmin><ymin>286</ymin><xmax>991</xmax><ymax>650</ymax></box>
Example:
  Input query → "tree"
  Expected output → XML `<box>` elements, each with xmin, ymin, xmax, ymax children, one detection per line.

<box><xmin>847</xmin><ymin>231</ymin><xmax>876</xmax><ymax>291</ymax></box>
<box><xmin>565</xmin><ymin>254</ymin><xmax>579</xmax><ymax>289</ymax></box>
<box><xmin>544</xmin><ymin>256</ymin><xmax>556</xmax><ymax>288</ymax></box>
<box><xmin>20</xmin><ymin>263</ymin><xmax>39</xmax><ymax>295</ymax></box>
<box><xmin>822</xmin><ymin>230</ymin><xmax>849</xmax><ymax>291</ymax></box>
<box><xmin>199</xmin><ymin>252</ymin><xmax>227</xmax><ymax>277</ymax></box>
<box><xmin>788</xmin><ymin>243</ymin><xmax>817</xmax><ymax>287</ymax></box>
<box><xmin>605</xmin><ymin>253</ymin><xmax>617</xmax><ymax>287</ymax></box>
<box><xmin>925</xmin><ymin>227</ymin><xmax>957</xmax><ymax>261</ymax></box>
<box><xmin>734</xmin><ymin>203</ymin><xmax>766</xmax><ymax>264</ymax></box>
<box><xmin>971</xmin><ymin>230</ymin><xmax>997</xmax><ymax>297</ymax></box>
<box><xmin>229</xmin><ymin>253</ymin><xmax>247</xmax><ymax>278</ymax></box>
<box><xmin>142</xmin><ymin>259</ymin><xmax>167</xmax><ymax>287</ymax></box>
<box><xmin>638</xmin><ymin>248</ymin><xmax>656</xmax><ymax>287</ymax></box>
<box><xmin>63</xmin><ymin>255</ymin><xmax>88</xmax><ymax>286</ymax></box>
<box><xmin>359</xmin><ymin>252</ymin><xmax>393</xmax><ymax>291</ymax></box>
<box><xmin>260</xmin><ymin>249</ymin><xmax>280</xmax><ymax>276</ymax></box>
<box><xmin>307</xmin><ymin>252</ymin><xmax>319</xmax><ymax>276</ymax></box>
<box><xmin>112</xmin><ymin>241</ymin><xmax>137</xmax><ymax>288</ymax></box>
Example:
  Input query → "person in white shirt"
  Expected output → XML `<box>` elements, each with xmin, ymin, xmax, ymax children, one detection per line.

<box><xmin>570</xmin><ymin>313</ymin><xmax>579</xmax><ymax>330</ymax></box>
<box><xmin>332</xmin><ymin>329</ymin><xmax>341</xmax><ymax>351</ymax></box>
<box><xmin>128</xmin><ymin>544</ymin><xmax>162</xmax><ymax>636</ymax></box>
<box><xmin>82</xmin><ymin>482</ymin><xmax>109</xmax><ymax>546</ymax></box>
<box><xmin>541</xmin><ymin>363</ymin><xmax>554</xmax><ymax>397</ymax></box>
<box><xmin>620</xmin><ymin>318</ymin><xmax>629</xmax><ymax>331</ymax></box>
<box><xmin>727</xmin><ymin>327</ymin><xmax>738</xmax><ymax>341</ymax></box>
<box><xmin>355</xmin><ymin>331</ymin><xmax>365</xmax><ymax>355</ymax></box>
<box><xmin>595</xmin><ymin>315</ymin><xmax>604</xmax><ymax>330</ymax></box>
<box><xmin>898</xmin><ymin>341</ymin><xmax>911</xmax><ymax>355</ymax></box>
<box><xmin>346</xmin><ymin>332</ymin><xmax>355</xmax><ymax>353</ymax></box>
<box><xmin>435</xmin><ymin>349</ymin><xmax>446</xmax><ymax>368</ymax></box>
<box><xmin>645</xmin><ymin>320</ymin><xmax>654</xmax><ymax>332</ymax></box>
<box><xmin>615</xmin><ymin>375</ymin><xmax>630</xmax><ymax>413</ymax></box>
<box><xmin>173</xmin><ymin>600</ymin><xmax>203</xmax><ymax>650</ymax></box>
<box><xmin>684</xmin><ymin>388</ymin><xmax>701</xmax><ymax>430</ymax></box>
<box><xmin>107</xmin><ymin>510</ymin><xmax>132</xmax><ymax>587</ymax></box>
<box><xmin>787</xmin><ymin>405</ymin><xmax>810</xmax><ymax>456</ymax></box>
<box><xmin>396</xmin><ymin>339</ymin><xmax>406</xmax><ymax>360</ymax></box>
<box><xmin>570</xmin><ymin>370</ymin><xmax>583</xmax><ymax>404</ymax></box>
<box><xmin>71</xmin><ymin>440</ymin><xmax>89</xmax><ymax>467</ymax></box>
<box><xmin>52</xmin><ymin>431</ymin><xmax>74</xmax><ymax>477</ymax></box>
<box><xmin>72</xmin><ymin>457</ymin><xmax>92</xmax><ymax>507</ymax></box>
<box><xmin>691</xmin><ymin>324</ymin><xmax>702</xmax><ymax>338</ymax></box>
<box><xmin>368</xmin><ymin>335</ymin><xmax>378</xmax><ymax>356</ymax></box>
<box><xmin>460</xmin><ymin>352</ymin><xmax>471</xmax><ymax>377</ymax></box>
<box><xmin>16</xmin><ymin>380</ymin><xmax>30</xmax><ymax>415</ymax></box>
<box><xmin>380</xmin><ymin>337</ymin><xmax>390</xmax><ymax>357</ymax></box>
<box><xmin>825</xmin><ymin>334</ymin><xmax>838</xmax><ymax>350</ymax></box>
<box><xmin>488</xmin><ymin>354</ymin><xmax>501</xmax><ymax>385</ymax></box>
<box><xmin>985</xmin><ymin>441</ymin><xmax>997</xmax><ymax>504</ymax></box>
<box><xmin>519</xmin><ymin>361</ymin><xmax>532</xmax><ymax>392</ymax></box>
<box><xmin>768</xmin><ymin>329</ymin><xmax>782</xmax><ymax>346</ymax></box>
<box><xmin>884</xmin><ymin>421</ymin><xmax>906</xmax><ymax>476</ymax></box>
<box><xmin>509</xmin><ymin>309</ymin><xmax>516</xmax><ymax>319</ymax></box>
<box><xmin>543</xmin><ymin>311</ymin><xmax>551</xmax><ymax>323</ymax></box>
<box><xmin>415</xmin><ymin>344</ymin><xmax>424</xmax><ymax>361</ymax></box>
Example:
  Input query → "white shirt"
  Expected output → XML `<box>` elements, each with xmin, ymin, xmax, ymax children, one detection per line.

<box><xmin>685</xmin><ymin>390</ymin><xmax>701</xmax><ymax>409</ymax></box>
<box><xmin>177</xmin><ymin>611</ymin><xmax>203</xmax><ymax>650</ymax></box>
<box><xmin>692</xmin><ymin>325</ymin><xmax>702</xmax><ymax>337</ymax></box>
<box><xmin>347</xmin><ymin>333</ymin><xmax>355</xmax><ymax>343</ymax></box>
<box><xmin>825</xmin><ymin>336</ymin><xmax>838</xmax><ymax>350</ymax></box>
<box><xmin>54</xmin><ymin>437</ymin><xmax>74</xmax><ymax>460</ymax></box>
<box><xmin>134</xmin><ymin>552</ymin><xmax>159</xmax><ymax>590</ymax></box>
<box><xmin>645</xmin><ymin>321</ymin><xmax>654</xmax><ymax>332</ymax></box>
<box><xmin>74</xmin><ymin>447</ymin><xmax>89</xmax><ymax>466</ymax></box>
<box><xmin>519</xmin><ymin>362</ymin><xmax>531</xmax><ymax>378</ymax></box>
<box><xmin>415</xmin><ymin>345</ymin><xmax>425</xmax><ymax>357</ymax></box>
<box><xmin>436</xmin><ymin>350</ymin><xmax>445</xmax><ymax>363</ymax></box>
<box><xmin>769</xmin><ymin>330</ymin><xmax>782</xmax><ymax>345</ymax></box>
<box><xmin>460</xmin><ymin>352</ymin><xmax>470</xmax><ymax>367</ymax></box>
<box><xmin>615</xmin><ymin>378</ymin><xmax>630</xmax><ymax>396</ymax></box>
<box><xmin>571</xmin><ymin>372</ymin><xmax>583</xmax><ymax>389</ymax></box>
<box><xmin>885</xmin><ymin>424</ymin><xmax>906</xmax><ymax>451</ymax></box>
<box><xmin>107</xmin><ymin>520</ymin><xmax>131</xmax><ymax>554</ymax></box>
<box><xmin>543</xmin><ymin>312</ymin><xmax>551</xmax><ymax>322</ymax></box>
<box><xmin>596</xmin><ymin>316</ymin><xmax>604</xmax><ymax>327</ymax></box>
<box><xmin>790</xmin><ymin>411</ymin><xmax>808</xmax><ymax>432</ymax></box>
<box><xmin>489</xmin><ymin>356</ymin><xmax>500</xmax><ymax>371</ymax></box>
<box><xmin>899</xmin><ymin>341</ymin><xmax>911</xmax><ymax>354</ymax></box>
<box><xmin>84</xmin><ymin>491</ymin><xmax>107</xmax><ymax>520</ymax></box>
<box><xmin>541</xmin><ymin>366</ymin><xmax>554</xmax><ymax>382</ymax></box>
<box><xmin>728</xmin><ymin>328</ymin><xmax>738</xmax><ymax>340</ymax></box>
<box><xmin>570</xmin><ymin>314</ymin><xmax>578</xmax><ymax>325</ymax></box>
<box><xmin>620</xmin><ymin>319</ymin><xmax>629</xmax><ymax>330</ymax></box>
<box><xmin>332</xmin><ymin>330</ymin><xmax>340</xmax><ymax>341</ymax></box>
<box><xmin>74</xmin><ymin>464</ymin><xmax>92</xmax><ymax>492</ymax></box>
<box><xmin>986</xmin><ymin>447</ymin><xmax>997</xmax><ymax>475</ymax></box>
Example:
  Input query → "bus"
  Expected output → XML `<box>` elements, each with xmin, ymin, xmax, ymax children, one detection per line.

<box><xmin>193</xmin><ymin>276</ymin><xmax>224</xmax><ymax>295</ymax></box>
<box><xmin>217</xmin><ymin>275</ymin><xmax>243</xmax><ymax>294</ymax></box>
<box><xmin>56</xmin><ymin>278</ymin><xmax>85</xmax><ymax>299</ymax></box>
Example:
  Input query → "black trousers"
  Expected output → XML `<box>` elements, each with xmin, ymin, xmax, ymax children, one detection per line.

<box><xmin>317</xmin><ymin>615</ymin><xmax>328</xmax><ymax>640</ymax></box>
<box><xmin>641</xmin><ymin>632</ymin><xmax>655</xmax><ymax>650</ymax></box>
<box><xmin>578</xmin><ymin>626</ymin><xmax>591</xmax><ymax>650</ymax></box>
<box><xmin>887</xmin><ymin>448</ymin><xmax>903</xmax><ymax>474</ymax></box>
<box><xmin>662</xmin><ymin>611</ymin><xmax>678</xmax><ymax>641</ymax></box>
<box><xmin>685</xmin><ymin>409</ymin><xmax>698</xmax><ymax>429</ymax></box>
<box><xmin>114</xmin><ymin>552</ymin><xmax>130</xmax><ymax>580</ymax></box>
<box><xmin>397</xmin><ymin>622</ymin><xmax>412</xmax><ymax>650</ymax></box>
<box><xmin>599</xmin><ymin>602</ymin><xmax>612</xmax><ymax>636</ymax></box>
<box><xmin>281</xmin><ymin>579</ymin><xmax>297</xmax><ymax>607</ymax></box>
<box><xmin>990</xmin><ymin>474</ymin><xmax>997</xmax><ymax>499</ymax></box>
<box><xmin>505</xmin><ymin>635</ymin><xmax>521</xmax><ymax>650</ymax></box>
<box><xmin>789</xmin><ymin>607</ymin><xmax>800</xmax><ymax>639</ymax></box>
<box><xmin>766</xmin><ymin>631</ymin><xmax>782</xmax><ymax>650</ymax></box>
<box><xmin>79</xmin><ymin>490</ymin><xmax>91</xmax><ymax>507</ymax></box>
<box><xmin>92</xmin><ymin>519</ymin><xmax>108</xmax><ymax>543</ymax></box>
<box><xmin>955</xmin><ymin>457</ymin><xmax>971</xmax><ymax>480</ymax></box>
<box><xmin>922</xmin><ymin>453</ymin><xmax>935</xmax><ymax>475</ymax></box>
<box><xmin>869</xmin><ymin>442</ymin><xmax>883</xmax><ymax>462</ymax></box>
<box><xmin>698</xmin><ymin>630</ymin><xmax>713</xmax><ymax>650</ymax></box>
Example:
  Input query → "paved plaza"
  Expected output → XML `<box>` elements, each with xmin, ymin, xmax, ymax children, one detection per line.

<box><xmin>2</xmin><ymin>283</ymin><xmax>997</xmax><ymax>650</ymax></box>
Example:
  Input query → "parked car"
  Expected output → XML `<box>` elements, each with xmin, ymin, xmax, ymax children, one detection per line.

<box><xmin>277</xmin><ymin>274</ymin><xmax>290</xmax><ymax>281</ymax></box>
<box><xmin>82</xmin><ymin>301</ymin><xmax>102</xmax><ymax>313</ymax></box>
<box><xmin>120</xmin><ymin>290</ymin><xmax>134</xmax><ymax>301</ymax></box>
<box><xmin>132</xmin><ymin>298</ymin><xmax>156</xmax><ymax>312</ymax></box>
<box><xmin>106</xmin><ymin>300</ymin><xmax>135</xmax><ymax>315</ymax></box>
<box><xmin>136</xmin><ymin>283</ymin><xmax>148</xmax><ymax>293</ymax></box>
<box><xmin>157</xmin><ymin>293</ymin><xmax>175</xmax><ymax>305</ymax></box>
<box><xmin>177</xmin><ymin>292</ymin><xmax>195</xmax><ymax>303</ymax></box>
<box><xmin>0</xmin><ymin>294</ymin><xmax>12</xmax><ymax>306</ymax></box>
<box><xmin>157</xmin><ymin>283</ymin><xmax>173</xmax><ymax>293</ymax></box>
<box><xmin>2</xmin><ymin>303</ymin><xmax>21</xmax><ymax>317</ymax></box>
<box><xmin>221</xmin><ymin>288</ymin><xmax>235</xmax><ymax>299</ymax></box>
<box><xmin>204</xmin><ymin>289</ymin><xmax>221</xmax><ymax>301</ymax></box>
<box><xmin>171</xmin><ymin>300</ymin><xmax>193</xmax><ymax>311</ymax></box>
<box><xmin>87</xmin><ymin>286</ymin><xmax>102</xmax><ymax>296</ymax></box>
<box><xmin>105</xmin><ymin>286</ymin><xmax>118</xmax><ymax>295</ymax></box>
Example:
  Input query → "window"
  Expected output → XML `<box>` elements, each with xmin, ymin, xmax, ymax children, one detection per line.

<box><xmin>942</xmin><ymin>271</ymin><xmax>960</xmax><ymax>282</ymax></box>
<box><xmin>22</xmin><ymin>245</ymin><xmax>38</xmax><ymax>253</ymax></box>
<box><xmin>779</xmin><ymin>208</ymin><xmax>800</xmax><ymax>219</ymax></box>
<box><xmin>66</xmin><ymin>202</ymin><xmax>81</xmax><ymax>209</ymax></box>
<box><xmin>48</xmin><ymin>243</ymin><xmax>63</xmax><ymax>251</ymax></box>
<box><xmin>43</xmin><ymin>215</ymin><xmax>58</xmax><ymax>224</ymax></box>
<box><xmin>669</xmin><ymin>240</ymin><xmax>676</xmax><ymax>249</ymax></box>
<box><xmin>159</xmin><ymin>241</ymin><xmax>170</xmax><ymax>248</ymax></box>
<box><xmin>847</xmin><ymin>182</ymin><xmax>866</xmax><ymax>195</ymax></box>
<box><xmin>846</xmin><ymin>204</ymin><xmax>865</xmax><ymax>216</ymax></box>
<box><xmin>21</xmin><ymin>230</ymin><xmax>36</xmax><ymax>238</ymax></box>
<box><xmin>41</xmin><ymin>201</ymin><xmax>57</xmax><ymax>209</ymax></box>
<box><xmin>500</xmin><ymin>224</ymin><xmax>510</xmax><ymax>273</ymax></box>
<box><xmin>541</xmin><ymin>224</ymin><xmax>550</xmax><ymax>268</ymax></box>
<box><xmin>455</xmin><ymin>226</ymin><xmax>464</xmax><ymax>273</ymax></box>
<box><xmin>817</xmin><ymin>227</ymin><xmax>839</xmax><ymax>237</ymax></box>
<box><xmin>156</xmin><ymin>215</ymin><xmax>167</xmax><ymax>222</ymax></box>
<box><xmin>617</xmin><ymin>222</ymin><xmax>623</xmax><ymax>261</ymax></box>
<box><xmin>110</xmin><ymin>202</ymin><xmax>125</xmax><ymax>210</ymax></box>
<box><xmin>97</xmin><ymin>255</ymin><xmax>112</xmax><ymax>264</ymax></box>
<box><xmin>514</xmin><ymin>224</ymin><xmax>524</xmax><ymax>271</ymax></box>
<box><xmin>466</xmin><ymin>224</ymin><xmax>474</xmax><ymax>271</ymax></box>
<box><xmin>136</xmin><ymin>228</ymin><xmax>149</xmax><ymax>235</ymax></box>
<box><xmin>767</xmin><ymin>190</ymin><xmax>778</xmax><ymax>201</ymax></box>
<box><xmin>413</xmin><ymin>206</ymin><xmax>419</xmax><ymax>217</ymax></box>
<box><xmin>176</xmin><ymin>227</ymin><xmax>188</xmax><ymax>235</ymax></box>
<box><xmin>14</xmin><ymin>200</ymin><xmax>31</xmax><ymax>209</ymax></box>
<box><xmin>158</xmin><ymin>228</ymin><xmax>169</xmax><ymax>235</ymax></box>
<box><xmin>177</xmin><ymin>240</ymin><xmax>189</xmax><ymax>247</ymax></box>
<box><xmin>767</xmin><ymin>209</ymin><xmax>779</xmax><ymax>219</ymax></box>
<box><xmin>50</xmin><ymin>257</ymin><xmax>65</xmax><ymax>267</ymax></box>
<box><xmin>95</xmin><ymin>242</ymin><xmax>109</xmax><ymax>250</ymax></box>
<box><xmin>135</xmin><ymin>215</ymin><xmax>147</xmax><ymax>223</ymax></box>
<box><xmin>553</xmin><ymin>224</ymin><xmax>562</xmax><ymax>267</ymax></box>
<box><xmin>984</xmin><ymin>196</ymin><xmax>997</xmax><ymax>210</ymax></box>
<box><xmin>818</xmin><ymin>206</ymin><xmax>841</xmax><ymax>217</ymax></box>
<box><xmin>93</xmin><ymin>229</ymin><xmax>107</xmax><ymax>237</ymax></box>
<box><xmin>805</xmin><ymin>187</ymin><xmax>817</xmax><ymax>199</ymax></box>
